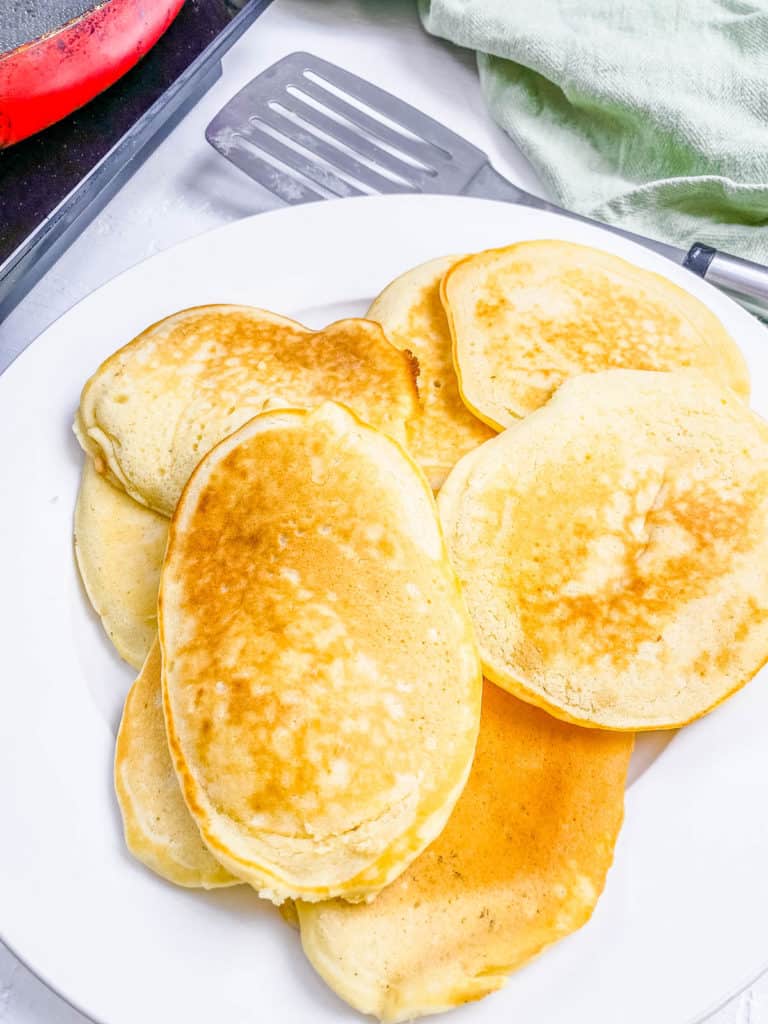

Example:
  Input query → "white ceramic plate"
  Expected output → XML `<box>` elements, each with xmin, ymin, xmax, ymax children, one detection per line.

<box><xmin>2</xmin><ymin>195</ymin><xmax>768</xmax><ymax>1024</ymax></box>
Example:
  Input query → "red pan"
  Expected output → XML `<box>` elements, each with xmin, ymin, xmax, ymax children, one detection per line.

<box><xmin>0</xmin><ymin>0</ymin><xmax>186</xmax><ymax>147</ymax></box>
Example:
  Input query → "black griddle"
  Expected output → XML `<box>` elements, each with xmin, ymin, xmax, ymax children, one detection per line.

<box><xmin>0</xmin><ymin>0</ymin><xmax>98</xmax><ymax>55</ymax></box>
<box><xmin>0</xmin><ymin>0</ymin><xmax>273</xmax><ymax>324</ymax></box>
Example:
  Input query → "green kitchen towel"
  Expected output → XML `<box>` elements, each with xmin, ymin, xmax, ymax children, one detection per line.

<box><xmin>419</xmin><ymin>0</ymin><xmax>768</xmax><ymax>262</ymax></box>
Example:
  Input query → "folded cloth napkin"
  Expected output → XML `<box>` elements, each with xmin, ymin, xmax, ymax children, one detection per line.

<box><xmin>419</xmin><ymin>0</ymin><xmax>768</xmax><ymax>262</ymax></box>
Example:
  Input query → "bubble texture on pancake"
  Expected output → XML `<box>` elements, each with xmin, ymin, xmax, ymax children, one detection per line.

<box><xmin>74</xmin><ymin>458</ymin><xmax>168</xmax><ymax>669</ymax></box>
<box><xmin>160</xmin><ymin>402</ymin><xmax>482</xmax><ymax>902</ymax></box>
<box><xmin>438</xmin><ymin>370</ymin><xmax>768</xmax><ymax>730</ymax></box>
<box><xmin>114</xmin><ymin>642</ymin><xmax>238</xmax><ymax>889</ymax></box>
<box><xmin>296</xmin><ymin>681</ymin><xmax>632</xmax><ymax>1022</ymax></box>
<box><xmin>75</xmin><ymin>305</ymin><xmax>419</xmax><ymax>516</ymax></box>
<box><xmin>367</xmin><ymin>256</ymin><xmax>494</xmax><ymax>489</ymax></box>
<box><xmin>443</xmin><ymin>241</ymin><xmax>750</xmax><ymax>429</ymax></box>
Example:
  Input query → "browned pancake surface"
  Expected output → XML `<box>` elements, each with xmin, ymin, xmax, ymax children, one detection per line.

<box><xmin>75</xmin><ymin>305</ymin><xmax>419</xmax><ymax>515</ymax></box>
<box><xmin>160</xmin><ymin>403</ymin><xmax>482</xmax><ymax>901</ymax></box>
<box><xmin>297</xmin><ymin>681</ymin><xmax>632</xmax><ymax>1022</ymax></box>
<box><xmin>443</xmin><ymin>241</ymin><xmax>750</xmax><ymax>429</ymax></box>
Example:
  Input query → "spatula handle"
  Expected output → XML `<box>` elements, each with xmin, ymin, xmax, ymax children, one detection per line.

<box><xmin>684</xmin><ymin>245</ymin><xmax>768</xmax><ymax>316</ymax></box>
<box><xmin>464</xmin><ymin>163</ymin><xmax>768</xmax><ymax>317</ymax></box>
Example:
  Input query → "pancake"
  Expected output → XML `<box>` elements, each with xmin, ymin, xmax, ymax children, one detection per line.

<box><xmin>442</xmin><ymin>240</ymin><xmax>750</xmax><ymax>430</ymax></box>
<box><xmin>114</xmin><ymin>642</ymin><xmax>238</xmax><ymax>889</ymax></box>
<box><xmin>279</xmin><ymin>900</ymin><xmax>299</xmax><ymax>928</ymax></box>
<box><xmin>438</xmin><ymin>369</ymin><xmax>768</xmax><ymax>730</ymax></box>
<box><xmin>296</xmin><ymin>681</ymin><xmax>632</xmax><ymax>1022</ymax></box>
<box><xmin>75</xmin><ymin>305</ymin><xmax>419</xmax><ymax>516</ymax></box>
<box><xmin>367</xmin><ymin>256</ymin><xmax>494</xmax><ymax>489</ymax></box>
<box><xmin>159</xmin><ymin>402</ymin><xmax>482</xmax><ymax>902</ymax></box>
<box><xmin>74</xmin><ymin>457</ymin><xmax>168</xmax><ymax>669</ymax></box>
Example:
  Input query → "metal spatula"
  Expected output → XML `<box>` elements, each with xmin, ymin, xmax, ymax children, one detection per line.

<box><xmin>206</xmin><ymin>52</ymin><xmax>768</xmax><ymax>316</ymax></box>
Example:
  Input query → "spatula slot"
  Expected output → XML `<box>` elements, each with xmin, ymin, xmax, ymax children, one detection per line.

<box><xmin>226</xmin><ymin>132</ymin><xmax>333</xmax><ymax>203</ymax></box>
<box><xmin>289</xmin><ymin>77</ymin><xmax>446</xmax><ymax>167</ymax></box>
<box><xmin>261</xmin><ymin>103</ymin><xmax>422</xmax><ymax>191</ymax></box>
<box><xmin>280</xmin><ymin>88</ymin><xmax>438</xmax><ymax>176</ymax></box>
<box><xmin>302</xmin><ymin>71</ymin><xmax>432</xmax><ymax>147</ymax></box>
<box><xmin>243</xmin><ymin>121</ymin><xmax>368</xmax><ymax>197</ymax></box>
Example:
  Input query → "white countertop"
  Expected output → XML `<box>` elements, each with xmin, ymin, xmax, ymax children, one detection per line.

<box><xmin>0</xmin><ymin>1</ymin><xmax>765</xmax><ymax>1020</ymax></box>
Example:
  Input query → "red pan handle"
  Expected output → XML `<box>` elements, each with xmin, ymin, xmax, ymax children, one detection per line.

<box><xmin>0</xmin><ymin>0</ymin><xmax>186</xmax><ymax>147</ymax></box>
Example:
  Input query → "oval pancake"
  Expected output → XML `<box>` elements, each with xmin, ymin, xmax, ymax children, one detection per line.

<box><xmin>438</xmin><ymin>370</ymin><xmax>768</xmax><ymax>730</ymax></box>
<box><xmin>159</xmin><ymin>402</ymin><xmax>482</xmax><ymax>903</ymax></box>
<box><xmin>367</xmin><ymin>256</ymin><xmax>494</xmax><ymax>489</ymax></box>
<box><xmin>296</xmin><ymin>681</ymin><xmax>632</xmax><ymax>1023</ymax></box>
<box><xmin>75</xmin><ymin>305</ymin><xmax>419</xmax><ymax>516</ymax></box>
<box><xmin>115</xmin><ymin>642</ymin><xmax>238</xmax><ymax>889</ymax></box>
<box><xmin>442</xmin><ymin>240</ymin><xmax>750</xmax><ymax>430</ymax></box>
<box><xmin>75</xmin><ymin>458</ymin><xmax>168</xmax><ymax>669</ymax></box>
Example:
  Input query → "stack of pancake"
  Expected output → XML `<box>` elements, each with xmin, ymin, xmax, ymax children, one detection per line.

<box><xmin>73</xmin><ymin>240</ymin><xmax>768</xmax><ymax>1022</ymax></box>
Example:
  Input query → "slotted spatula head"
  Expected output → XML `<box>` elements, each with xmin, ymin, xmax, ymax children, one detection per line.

<box><xmin>205</xmin><ymin>51</ymin><xmax>493</xmax><ymax>204</ymax></box>
<box><xmin>205</xmin><ymin>52</ymin><xmax>768</xmax><ymax>318</ymax></box>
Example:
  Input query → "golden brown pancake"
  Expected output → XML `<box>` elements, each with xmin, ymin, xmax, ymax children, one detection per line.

<box><xmin>442</xmin><ymin>240</ymin><xmax>750</xmax><ymax>429</ymax></box>
<box><xmin>159</xmin><ymin>402</ymin><xmax>482</xmax><ymax>902</ymax></box>
<box><xmin>114</xmin><ymin>642</ymin><xmax>238</xmax><ymax>888</ymax></box>
<box><xmin>296</xmin><ymin>681</ymin><xmax>632</xmax><ymax>1022</ymax></box>
<box><xmin>75</xmin><ymin>305</ymin><xmax>419</xmax><ymax>515</ymax></box>
<box><xmin>74</xmin><ymin>458</ymin><xmax>168</xmax><ymax>669</ymax></box>
<box><xmin>367</xmin><ymin>256</ymin><xmax>494</xmax><ymax>489</ymax></box>
<box><xmin>438</xmin><ymin>369</ymin><xmax>768</xmax><ymax>730</ymax></box>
